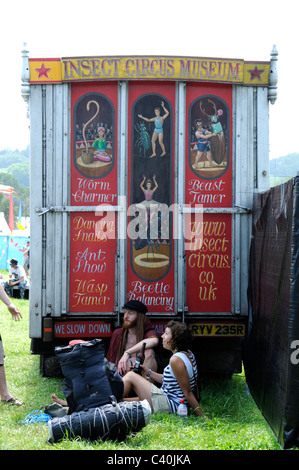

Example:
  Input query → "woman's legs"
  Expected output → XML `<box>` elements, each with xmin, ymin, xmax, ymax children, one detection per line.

<box><xmin>51</xmin><ymin>393</ymin><xmax>67</xmax><ymax>407</ymax></box>
<box><xmin>51</xmin><ymin>372</ymin><xmax>155</xmax><ymax>410</ymax></box>
<box><xmin>122</xmin><ymin>371</ymin><xmax>154</xmax><ymax>410</ymax></box>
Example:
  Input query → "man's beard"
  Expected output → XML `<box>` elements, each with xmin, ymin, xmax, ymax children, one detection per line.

<box><xmin>123</xmin><ymin>318</ymin><xmax>137</xmax><ymax>329</ymax></box>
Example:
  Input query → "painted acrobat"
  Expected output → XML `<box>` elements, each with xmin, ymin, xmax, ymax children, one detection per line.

<box><xmin>138</xmin><ymin>174</ymin><xmax>159</xmax><ymax>208</ymax></box>
<box><xmin>138</xmin><ymin>102</ymin><xmax>169</xmax><ymax>158</ymax></box>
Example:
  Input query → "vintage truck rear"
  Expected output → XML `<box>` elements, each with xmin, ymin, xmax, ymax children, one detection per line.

<box><xmin>21</xmin><ymin>46</ymin><xmax>278</xmax><ymax>376</ymax></box>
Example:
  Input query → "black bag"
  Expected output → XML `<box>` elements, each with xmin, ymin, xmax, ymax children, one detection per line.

<box><xmin>54</xmin><ymin>339</ymin><xmax>124</xmax><ymax>414</ymax></box>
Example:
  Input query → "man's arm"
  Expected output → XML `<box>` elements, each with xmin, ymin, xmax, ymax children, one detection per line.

<box><xmin>11</xmin><ymin>276</ymin><xmax>24</xmax><ymax>286</ymax></box>
<box><xmin>118</xmin><ymin>336</ymin><xmax>159</xmax><ymax>375</ymax></box>
<box><xmin>124</xmin><ymin>336</ymin><xmax>159</xmax><ymax>357</ymax></box>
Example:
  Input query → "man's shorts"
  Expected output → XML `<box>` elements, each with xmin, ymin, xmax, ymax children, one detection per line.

<box><xmin>0</xmin><ymin>336</ymin><xmax>5</xmax><ymax>366</ymax></box>
<box><xmin>150</xmin><ymin>383</ymin><xmax>171</xmax><ymax>413</ymax></box>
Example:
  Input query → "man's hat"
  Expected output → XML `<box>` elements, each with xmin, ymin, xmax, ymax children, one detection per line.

<box><xmin>8</xmin><ymin>258</ymin><xmax>18</xmax><ymax>266</ymax></box>
<box><xmin>123</xmin><ymin>300</ymin><xmax>148</xmax><ymax>314</ymax></box>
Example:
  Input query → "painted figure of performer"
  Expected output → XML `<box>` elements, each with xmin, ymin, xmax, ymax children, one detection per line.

<box><xmin>139</xmin><ymin>174</ymin><xmax>159</xmax><ymax>208</ymax></box>
<box><xmin>93</xmin><ymin>126</ymin><xmax>112</xmax><ymax>162</ymax></box>
<box><xmin>138</xmin><ymin>102</ymin><xmax>169</xmax><ymax>158</ymax></box>
<box><xmin>199</xmin><ymin>99</ymin><xmax>226</xmax><ymax>164</ymax></box>
<box><xmin>192</xmin><ymin>119</ymin><xmax>217</xmax><ymax>169</ymax></box>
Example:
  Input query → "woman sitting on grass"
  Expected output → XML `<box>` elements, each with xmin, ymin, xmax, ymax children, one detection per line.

<box><xmin>122</xmin><ymin>320</ymin><xmax>205</xmax><ymax>417</ymax></box>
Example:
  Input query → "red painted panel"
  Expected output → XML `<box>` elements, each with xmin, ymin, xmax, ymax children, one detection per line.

<box><xmin>185</xmin><ymin>83</ymin><xmax>232</xmax><ymax>312</ymax></box>
<box><xmin>69</xmin><ymin>82</ymin><xmax>118</xmax><ymax>312</ymax></box>
<box><xmin>126</xmin><ymin>82</ymin><xmax>176</xmax><ymax>314</ymax></box>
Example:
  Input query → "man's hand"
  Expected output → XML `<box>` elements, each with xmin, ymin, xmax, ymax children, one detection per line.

<box><xmin>118</xmin><ymin>352</ymin><xmax>130</xmax><ymax>376</ymax></box>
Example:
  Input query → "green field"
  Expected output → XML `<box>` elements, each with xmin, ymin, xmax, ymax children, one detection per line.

<box><xmin>0</xmin><ymin>298</ymin><xmax>282</xmax><ymax>451</ymax></box>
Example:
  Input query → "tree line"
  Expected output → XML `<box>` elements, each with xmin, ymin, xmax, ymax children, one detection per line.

<box><xmin>270</xmin><ymin>153</ymin><xmax>299</xmax><ymax>177</ymax></box>
<box><xmin>0</xmin><ymin>147</ymin><xmax>29</xmax><ymax>223</ymax></box>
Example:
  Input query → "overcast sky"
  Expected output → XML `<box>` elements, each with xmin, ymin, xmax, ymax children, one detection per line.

<box><xmin>0</xmin><ymin>0</ymin><xmax>297</xmax><ymax>162</ymax></box>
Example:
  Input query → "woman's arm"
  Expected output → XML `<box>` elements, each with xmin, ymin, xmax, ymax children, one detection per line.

<box><xmin>140</xmin><ymin>175</ymin><xmax>146</xmax><ymax>193</ymax></box>
<box><xmin>140</xmin><ymin>364</ymin><xmax>163</xmax><ymax>385</ymax></box>
<box><xmin>170</xmin><ymin>355</ymin><xmax>204</xmax><ymax>417</ymax></box>
<box><xmin>152</xmin><ymin>175</ymin><xmax>158</xmax><ymax>192</ymax></box>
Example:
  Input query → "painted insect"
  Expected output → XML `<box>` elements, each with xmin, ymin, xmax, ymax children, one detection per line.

<box><xmin>135</xmin><ymin>122</ymin><xmax>151</xmax><ymax>157</ymax></box>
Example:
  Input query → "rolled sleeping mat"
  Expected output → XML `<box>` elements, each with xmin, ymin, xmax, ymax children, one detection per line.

<box><xmin>48</xmin><ymin>399</ymin><xmax>151</xmax><ymax>443</ymax></box>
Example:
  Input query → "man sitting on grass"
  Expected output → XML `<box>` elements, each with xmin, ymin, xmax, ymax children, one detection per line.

<box><xmin>4</xmin><ymin>258</ymin><xmax>27</xmax><ymax>300</ymax></box>
<box><xmin>107</xmin><ymin>300</ymin><xmax>160</xmax><ymax>377</ymax></box>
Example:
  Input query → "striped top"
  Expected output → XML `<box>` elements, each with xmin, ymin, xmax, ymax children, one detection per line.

<box><xmin>161</xmin><ymin>351</ymin><xmax>198</xmax><ymax>413</ymax></box>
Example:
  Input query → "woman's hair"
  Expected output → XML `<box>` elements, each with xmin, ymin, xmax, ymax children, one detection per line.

<box><xmin>166</xmin><ymin>320</ymin><xmax>192</xmax><ymax>351</ymax></box>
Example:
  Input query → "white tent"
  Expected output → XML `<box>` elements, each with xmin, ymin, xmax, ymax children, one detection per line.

<box><xmin>0</xmin><ymin>212</ymin><xmax>10</xmax><ymax>235</ymax></box>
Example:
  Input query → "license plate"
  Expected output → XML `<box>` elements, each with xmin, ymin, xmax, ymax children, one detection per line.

<box><xmin>190</xmin><ymin>323</ymin><xmax>245</xmax><ymax>337</ymax></box>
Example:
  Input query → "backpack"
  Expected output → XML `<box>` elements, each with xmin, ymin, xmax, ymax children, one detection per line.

<box><xmin>54</xmin><ymin>339</ymin><xmax>124</xmax><ymax>414</ymax></box>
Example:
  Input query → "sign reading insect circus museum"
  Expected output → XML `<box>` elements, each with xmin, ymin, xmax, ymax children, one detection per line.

<box><xmin>29</xmin><ymin>56</ymin><xmax>270</xmax><ymax>86</ymax></box>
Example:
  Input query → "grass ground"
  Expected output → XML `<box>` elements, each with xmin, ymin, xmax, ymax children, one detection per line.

<box><xmin>0</xmin><ymin>297</ymin><xmax>282</xmax><ymax>451</ymax></box>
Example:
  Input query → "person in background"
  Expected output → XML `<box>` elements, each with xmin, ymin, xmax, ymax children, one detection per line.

<box><xmin>107</xmin><ymin>300</ymin><xmax>159</xmax><ymax>377</ymax></box>
<box><xmin>121</xmin><ymin>320</ymin><xmax>205</xmax><ymax>417</ymax></box>
<box><xmin>0</xmin><ymin>284</ymin><xmax>24</xmax><ymax>405</ymax></box>
<box><xmin>23</xmin><ymin>241</ymin><xmax>30</xmax><ymax>276</ymax></box>
<box><xmin>4</xmin><ymin>258</ymin><xmax>27</xmax><ymax>300</ymax></box>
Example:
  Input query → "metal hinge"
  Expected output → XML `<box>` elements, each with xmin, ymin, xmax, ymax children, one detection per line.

<box><xmin>36</xmin><ymin>205</ymin><xmax>125</xmax><ymax>216</ymax></box>
<box><xmin>181</xmin><ymin>205</ymin><xmax>251</xmax><ymax>214</ymax></box>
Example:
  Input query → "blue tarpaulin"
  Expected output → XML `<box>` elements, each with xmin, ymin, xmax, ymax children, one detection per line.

<box><xmin>0</xmin><ymin>235</ymin><xmax>29</xmax><ymax>271</ymax></box>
